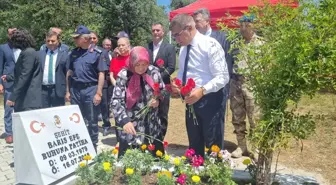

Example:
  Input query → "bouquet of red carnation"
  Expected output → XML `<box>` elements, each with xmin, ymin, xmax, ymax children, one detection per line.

<box><xmin>170</xmin><ymin>78</ymin><xmax>198</xmax><ymax>125</ymax></box>
<box><xmin>135</xmin><ymin>82</ymin><xmax>168</xmax><ymax>120</ymax></box>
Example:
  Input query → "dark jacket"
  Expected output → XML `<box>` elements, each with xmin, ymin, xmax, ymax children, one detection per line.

<box><xmin>40</xmin><ymin>45</ymin><xmax>69</xmax><ymax>98</ymax></box>
<box><xmin>8</xmin><ymin>48</ymin><xmax>42</xmax><ymax>112</ymax></box>
<box><xmin>0</xmin><ymin>43</ymin><xmax>16</xmax><ymax>89</ymax></box>
<box><xmin>210</xmin><ymin>30</ymin><xmax>233</xmax><ymax>78</ymax></box>
<box><xmin>147</xmin><ymin>41</ymin><xmax>176</xmax><ymax>84</ymax></box>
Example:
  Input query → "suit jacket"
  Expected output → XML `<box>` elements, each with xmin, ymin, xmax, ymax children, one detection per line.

<box><xmin>210</xmin><ymin>30</ymin><xmax>233</xmax><ymax>78</ymax></box>
<box><xmin>8</xmin><ymin>48</ymin><xmax>42</xmax><ymax>112</ymax></box>
<box><xmin>40</xmin><ymin>45</ymin><xmax>69</xmax><ymax>98</ymax></box>
<box><xmin>0</xmin><ymin>43</ymin><xmax>16</xmax><ymax>89</ymax></box>
<box><xmin>147</xmin><ymin>41</ymin><xmax>176</xmax><ymax>84</ymax></box>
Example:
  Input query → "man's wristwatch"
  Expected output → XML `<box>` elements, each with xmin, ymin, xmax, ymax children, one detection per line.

<box><xmin>200</xmin><ymin>86</ymin><xmax>207</xmax><ymax>96</ymax></box>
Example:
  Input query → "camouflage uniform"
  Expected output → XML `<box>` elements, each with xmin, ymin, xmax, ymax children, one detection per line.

<box><xmin>230</xmin><ymin>34</ymin><xmax>260</xmax><ymax>158</ymax></box>
<box><xmin>230</xmin><ymin>75</ymin><xmax>256</xmax><ymax>134</ymax></box>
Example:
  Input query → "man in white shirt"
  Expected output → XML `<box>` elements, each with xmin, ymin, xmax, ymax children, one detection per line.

<box><xmin>146</xmin><ymin>22</ymin><xmax>176</xmax><ymax>153</ymax></box>
<box><xmin>102</xmin><ymin>38</ymin><xmax>113</xmax><ymax>61</ymax></box>
<box><xmin>170</xmin><ymin>14</ymin><xmax>229</xmax><ymax>157</ymax></box>
<box><xmin>193</xmin><ymin>8</ymin><xmax>234</xmax><ymax>150</ymax></box>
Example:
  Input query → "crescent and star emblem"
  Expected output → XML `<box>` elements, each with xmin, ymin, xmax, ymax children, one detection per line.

<box><xmin>69</xmin><ymin>113</ymin><xmax>80</xmax><ymax>123</ymax></box>
<box><xmin>30</xmin><ymin>120</ymin><xmax>45</xmax><ymax>134</ymax></box>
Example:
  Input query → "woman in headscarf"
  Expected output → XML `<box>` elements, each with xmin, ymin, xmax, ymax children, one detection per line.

<box><xmin>110</xmin><ymin>46</ymin><xmax>165</xmax><ymax>157</ymax></box>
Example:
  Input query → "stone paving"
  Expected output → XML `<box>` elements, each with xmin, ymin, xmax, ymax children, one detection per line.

<box><xmin>0</xmin><ymin>107</ymin><xmax>15</xmax><ymax>185</ymax></box>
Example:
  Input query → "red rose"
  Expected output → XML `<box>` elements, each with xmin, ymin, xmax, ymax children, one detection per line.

<box><xmin>148</xmin><ymin>144</ymin><xmax>155</xmax><ymax>151</ymax></box>
<box><xmin>163</xmin><ymin>141</ymin><xmax>168</xmax><ymax>148</ymax></box>
<box><xmin>186</xmin><ymin>78</ymin><xmax>196</xmax><ymax>89</ymax></box>
<box><xmin>156</xmin><ymin>59</ymin><xmax>165</xmax><ymax>68</ymax></box>
<box><xmin>173</xmin><ymin>78</ymin><xmax>182</xmax><ymax>87</ymax></box>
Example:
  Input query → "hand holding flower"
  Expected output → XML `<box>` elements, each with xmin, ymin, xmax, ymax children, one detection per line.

<box><xmin>148</xmin><ymin>98</ymin><xmax>159</xmax><ymax>108</ymax></box>
<box><xmin>123</xmin><ymin>122</ymin><xmax>137</xmax><ymax>135</ymax></box>
<box><xmin>185</xmin><ymin>88</ymin><xmax>204</xmax><ymax>105</ymax></box>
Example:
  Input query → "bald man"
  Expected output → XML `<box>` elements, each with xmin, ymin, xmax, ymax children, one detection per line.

<box><xmin>102</xmin><ymin>38</ymin><xmax>112</xmax><ymax>60</ymax></box>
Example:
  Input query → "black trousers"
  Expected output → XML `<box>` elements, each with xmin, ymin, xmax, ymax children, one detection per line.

<box><xmin>41</xmin><ymin>85</ymin><xmax>65</xmax><ymax>108</ymax></box>
<box><xmin>186</xmin><ymin>89</ymin><xmax>225</xmax><ymax>157</ymax></box>
<box><xmin>101</xmin><ymin>86</ymin><xmax>111</xmax><ymax>127</ymax></box>
<box><xmin>159</xmin><ymin>94</ymin><xmax>170</xmax><ymax>139</ymax></box>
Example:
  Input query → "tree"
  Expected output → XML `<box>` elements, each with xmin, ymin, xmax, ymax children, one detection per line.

<box><xmin>170</xmin><ymin>0</ymin><xmax>197</xmax><ymax>10</ymax></box>
<box><xmin>224</xmin><ymin>0</ymin><xmax>336</xmax><ymax>184</ymax></box>
<box><xmin>92</xmin><ymin>0</ymin><xmax>168</xmax><ymax>47</ymax></box>
<box><xmin>0</xmin><ymin>0</ymin><xmax>101</xmax><ymax>48</ymax></box>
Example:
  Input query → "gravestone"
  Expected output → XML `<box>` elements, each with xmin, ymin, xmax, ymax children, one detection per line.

<box><xmin>13</xmin><ymin>105</ymin><xmax>96</xmax><ymax>185</ymax></box>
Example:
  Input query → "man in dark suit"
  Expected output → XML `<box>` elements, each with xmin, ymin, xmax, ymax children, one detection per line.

<box><xmin>0</xmin><ymin>28</ymin><xmax>19</xmax><ymax>144</ymax></box>
<box><xmin>40</xmin><ymin>27</ymin><xmax>69</xmax><ymax>52</ymax></box>
<box><xmin>146</xmin><ymin>22</ymin><xmax>176</xmax><ymax>152</ymax></box>
<box><xmin>2</xmin><ymin>30</ymin><xmax>42</xmax><ymax>113</ymax></box>
<box><xmin>40</xmin><ymin>30</ymin><xmax>69</xmax><ymax>108</ymax></box>
<box><xmin>91</xmin><ymin>32</ymin><xmax>112</xmax><ymax>135</ymax></box>
<box><xmin>193</xmin><ymin>8</ymin><xmax>234</xmax><ymax>149</ymax></box>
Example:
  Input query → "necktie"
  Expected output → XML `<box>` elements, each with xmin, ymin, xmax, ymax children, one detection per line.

<box><xmin>48</xmin><ymin>51</ymin><xmax>54</xmax><ymax>84</ymax></box>
<box><xmin>182</xmin><ymin>45</ymin><xmax>191</xmax><ymax>85</ymax></box>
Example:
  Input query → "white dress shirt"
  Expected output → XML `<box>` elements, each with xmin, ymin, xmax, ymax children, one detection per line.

<box><xmin>153</xmin><ymin>39</ymin><xmax>163</xmax><ymax>60</ymax></box>
<box><xmin>177</xmin><ymin>31</ymin><xmax>229</xmax><ymax>94</ymax></box>
<box><xmin>43</xmin><ymin>49</ymin><xmax>58</xmax><ymax>85</ymax></box>
<box><xmin>205</xmin><ymin>28</ymin><xmax>212</xmax><ymax>36</ymax></box>
<box><xmin>108</xmin><ymin>51</ymin><xmax>112</xmax><ymax>61</ymax></box>
<box><xmin>13</xmin><ymin>48</ymin><xmax>21</xmax><ymax>63</ymax></box>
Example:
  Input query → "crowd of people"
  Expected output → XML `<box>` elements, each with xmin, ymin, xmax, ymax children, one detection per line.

<box><xmin>0</xmin><ymin>8</ymin><xmax>258</xmax><ymax>159</ymax></box>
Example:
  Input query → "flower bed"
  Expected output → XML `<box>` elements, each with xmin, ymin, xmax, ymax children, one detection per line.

<box><xmin>75</xmin><ymin>143</ymin><xmax>237</xmax><ymax>185</ymax></box>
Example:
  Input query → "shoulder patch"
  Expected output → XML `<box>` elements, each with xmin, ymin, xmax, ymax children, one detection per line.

<box><xmin>94</xmin><ymin>47</ymin><xmax>102</xmax><ymax>53</ymax></box>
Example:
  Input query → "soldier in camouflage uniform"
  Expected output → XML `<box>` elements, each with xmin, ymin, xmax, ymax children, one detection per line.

<box><xmin>230</xmin><ymin>16</ymin><xmax>260</xmax><ymax>158</ymax></box>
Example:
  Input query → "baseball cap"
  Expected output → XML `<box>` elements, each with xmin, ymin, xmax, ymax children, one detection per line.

<box><xmin>71</xmin><ymin>25</ymin><xmax>91</xmax><ymax>37</ymax></box>
<box><xmin>114</xmin><ymin>31</ymin><xmax>129</xmax><ymax>39</ymax></box>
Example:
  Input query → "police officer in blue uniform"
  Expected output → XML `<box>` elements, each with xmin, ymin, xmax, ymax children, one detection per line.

<box><xmin>65</xmin><ymin>25</ymin><xmax>108</xmax><ymax>151</ymax></box>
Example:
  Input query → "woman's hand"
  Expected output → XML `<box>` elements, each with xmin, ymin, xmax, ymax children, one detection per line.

<box><xmin>148</xmin><ymin>98</ymin><xmax>159</xmax><ymax>108</ymax></box>
<box><xmin>123</xmin><ymin>122</ymin><xmax>136</xmax><ymax>135</ymax></box>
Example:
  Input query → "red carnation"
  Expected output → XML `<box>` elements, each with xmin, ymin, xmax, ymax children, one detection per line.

<box><xmin>180</xmin><ymin>85</ymin><xmax>192</xmax><ymax>96</ymax></box>
<box><xmin>148</xmin><ymin>144</ymin><xmax>155</xmax><ymax>151</ymax></box>
<box><xmin>163</xmin><ymin>141</ymin><xmax>168</xmax><ymax>148</ymax></box>
<box><xmin>154</xmin><ymin>90</ymin><xmax>160</xmax><ymax>97</ymax></box>
<box><xmin>165</xmin><ymin>84</ymin><xmax>172</xmax><ymax>93</ymax></box>
<box><xmin>173</xmin><ymin>78</ymin><xmax>182</xmax><ymax>87</ymax></box>
<box><xmin>186</xmin><ymin>78</ymin><xmax>196</xmax><ymax>89</ymax></box>
<box><xmin>153</xmin><ymin>83</ymin><xmax>160</xmax><ymax>92</ymax></box>
<box><xmin>156</xmin><ymin>59</ymin><xmax>165</xmax><ymax>68</ymax></box>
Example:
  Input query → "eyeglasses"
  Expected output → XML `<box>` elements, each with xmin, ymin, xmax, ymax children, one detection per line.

<box><xmin>172</xmin><ymin>26</ymin><xmax>188</xmax><ymax>39</ymax></box>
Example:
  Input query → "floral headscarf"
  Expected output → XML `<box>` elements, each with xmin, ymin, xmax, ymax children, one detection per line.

<box><xmin>126</xmin><ymin>46</ymin><xmax>154</xmax><ymax>109</ymax></box>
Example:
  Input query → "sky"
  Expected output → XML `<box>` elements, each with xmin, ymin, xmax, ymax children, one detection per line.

<box><xmin>157</xmin><ymin>0</ymin><xmax>171</xmax><ymax>12</ymax></box>
<box><xmin>157</xmin><ymin>0</ymin><xmax>170</xmax><ymax>6</ymax></box>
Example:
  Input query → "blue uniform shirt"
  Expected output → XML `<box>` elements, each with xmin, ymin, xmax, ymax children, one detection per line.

<box><xmin>69</xmin><ymin>47</ymin><xmax>108</xmax><ymax>83</ymax></box>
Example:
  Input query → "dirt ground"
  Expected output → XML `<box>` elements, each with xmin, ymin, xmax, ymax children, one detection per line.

<box><xmin>1</xmin><ymin>93</ymin><xmax>334</xmax><ymax>184</ymax></box>
<box><xmin>165</xmin><ymin>93</ymin><xmax>336</xmax><ymax>184</ymax></box>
